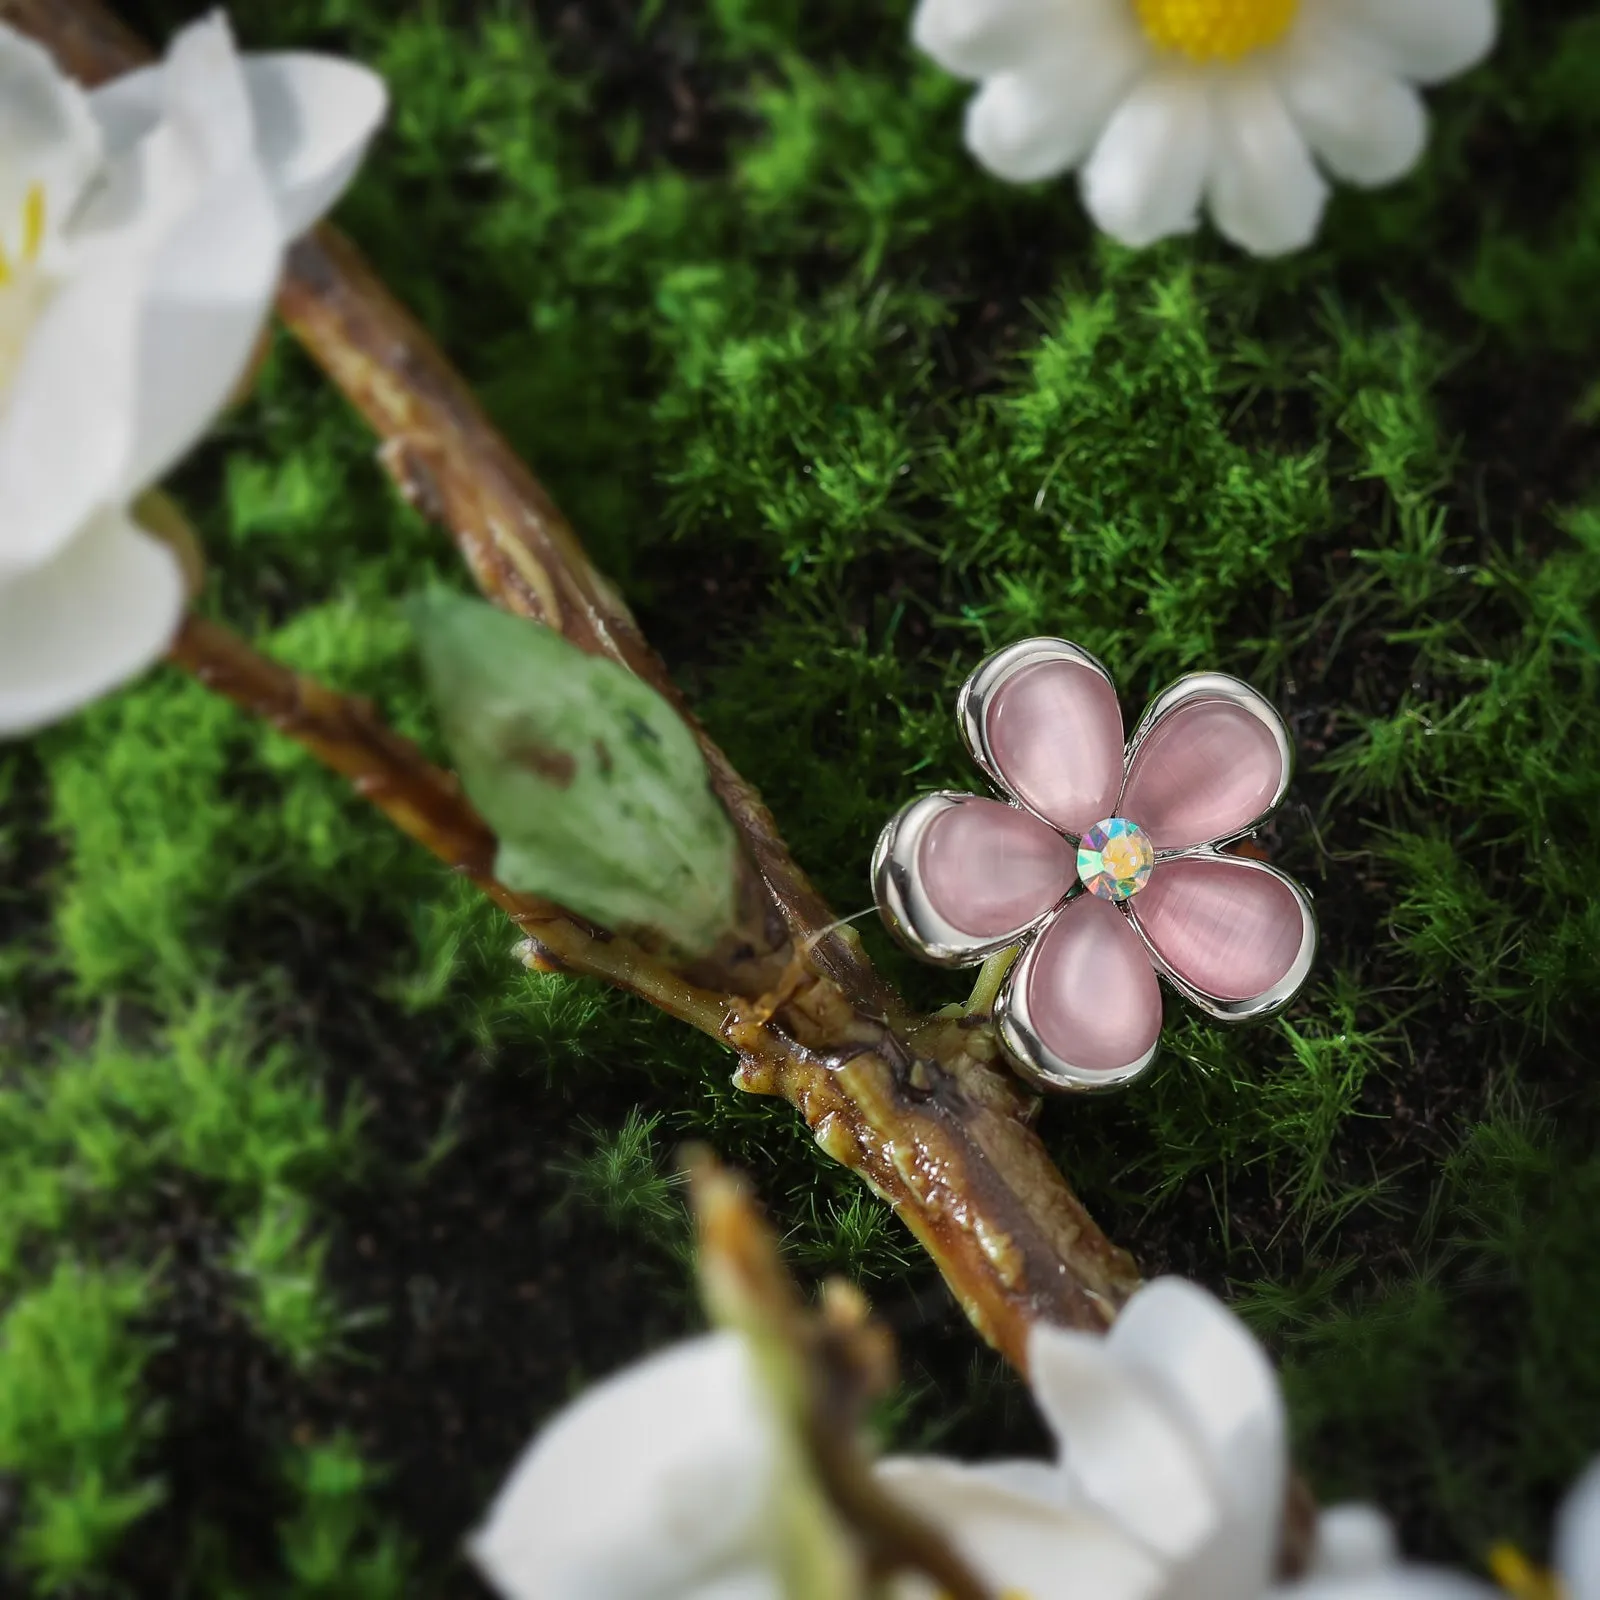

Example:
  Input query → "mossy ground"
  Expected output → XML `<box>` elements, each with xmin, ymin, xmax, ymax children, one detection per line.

<box><xmin>2</xmin><ymin>0</ymin><xmax>1598</xmax><ymax>1592</ymax></box>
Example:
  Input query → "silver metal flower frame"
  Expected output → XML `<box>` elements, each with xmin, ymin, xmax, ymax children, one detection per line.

<box><xmin>873</xmin><ymin>638</ymin><xmax>1319</xmax><ymax>1094</ymax></box>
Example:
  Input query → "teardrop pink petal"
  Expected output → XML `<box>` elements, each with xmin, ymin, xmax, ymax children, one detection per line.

<box><xmin>1133</xmin><ymin>856</ymin><xmax>1307</xmax><ymax>1003</ymax></box>
<box><xmin>1120</xmin><ymin>696</ymin><xmax>1288</xmax><ymax>850</ymax></box>
<box><xmin>1022</xmin><ymin>896</ymin><xmax>1163</xmax><ymax>1074</ymax></box>
<box><xmin>985</xmin><ymin>659</ymin><xmax>1125</xmax><ymax>836</ymax></box>
<box><xmin>917</xmin><ymin>799</ymin><xmax>1074</xmax><ymax>940</ymax></box>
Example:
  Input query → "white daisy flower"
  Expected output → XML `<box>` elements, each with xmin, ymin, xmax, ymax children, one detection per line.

<box><xmin>912</xmin><ymin>0</ymin><xmax>1497</xmax><ymax>254</ymax></box>
<box><xmin>0</xmin><ymin>11</ymin><xmax>385</xmax><ymax>737</ymax></box>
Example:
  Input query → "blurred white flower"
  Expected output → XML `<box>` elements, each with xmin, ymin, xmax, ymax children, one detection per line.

<box><xmin>0</xmin><ymin>11</ymin><xmax>385</xmax><ymax>736</ymax></box>
<box><xmin>883</xmin><ymin>1276</ymin><xmax>1281</xmax><ymax>1600</ymax></box>
<box><xmin>912</xmin><ymin>0</ymin><xmax>1496</xmax><ymax>254</ymax></box>
<box><xmin>469</xmin><ymin>1331</ymin><xmax>789</xmax><ymax>1600</ymax></box>
<box><xmin>468</xmin><ymin>1274</ymin><xmax>1600</xmax><ymax>1600</ymax></box>
<box><xmin>882</xmin><ymin>1277</ymin><xmax>1524</xmax><ymax>1600</ymax></box>
<box><xmin>1292</xmin><ymin>1453</ymin><xmax>1600</xmax><ymax>1600</ymax></box>
<box><xmin>1554</xmin><ymin>1458</ymin><xmax>1600</xmax><ymax>1600</ymax></box>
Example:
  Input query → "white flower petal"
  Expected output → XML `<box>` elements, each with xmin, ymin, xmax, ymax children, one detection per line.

<box><xmin>1311</xmin><ymin>1504</ymin><xmax>1400</xmax><ymax>1578</ymax></box>
<box><xmin>1024</xmin><ymin>1317</ymin><xmax>1221</xmax><ymax>1562</ymax></box>
<box><xmin>89</xmin><ymin>49</ymin><xmax>386</xmax><ymax>243</ymax></box>
<box><xmin>959</xmin><ymin>1457</ymin><xmax>1073</xmax><ymax>1505</ymax></box>
<box><xmin>1277</xmin><ymin>31</ymin><xmax>1427</xmax><ymax>187</ymax></box>
<box><xmin>879</xmin><ymin>1456</ymin><xmax>1166</xmax><ymax>1600</ymax></box>
<box><xmin>0</xmin><ymin>22</ymin><xmax>102</xmax><ymax>260</ymax></box>
<box><xmin>688</xmin><ymin>1576</ymin><xmax>784</xmax><ymax>1600</ymax></box>
<box><xmin>114</xmin><ymin>15</ymin><xmax>285</xmax><ymax>498</ymax></box>
<box><xmin>914</xmin><ymin>0</ymin><xmax>1116</xmax><ymax>80</ymax></box>
<box><xmin>0</xmin><ymin>254</ymin><xmax>141</xmax><ymax>573</ymax></box>
<box><xmin>1327</xmin><ymin>0</ymin><xmax>1496</xmax><ymax>85</ymax></box>
<box><xmin>1206</xmin><ymin>73</ymin><xmax>1328</xmax><ymax>256</ymax></box>
<box><xmin>1275</xmin><ymin>1571</ymin><xmax>1499</xmax><ymax>1600</ymax></box>
<box><xmin>1098</xmin><ymin>1278</ymin><xmax>1287</xmax><ymax>1595</ymax></box>
<box><xmin>79</xmin><ymin>75</ymin><xmax>206</xmax><ymax>249</ymax></box>
<box><xmin>1556</xmin><ymin>1457</ymin><xmax>1600</xmax><ymax>1600</ymax></box>
<box><xmin>468</xmin><ymin>1332</ymin><xmax>779</xmax><ymax>1600</ymax></box>
<box><xmin>0</xmin><ymin>508</ymin><xmax>184</xmax><ymax>737</ymax></box>
<box><xmin>964</xmin><ymin>17</ymin><xmax>1145</xmax><ymax>184</ymax></box>
<box><xmin>235</xmin><ymin>54</ymin><xmax>387</xmax><ymax>238</ymax></box>
<box><xmin>1080</xmin><ymin>72</ymin><xmax>1212</xmax><ymax>247</ymax></box>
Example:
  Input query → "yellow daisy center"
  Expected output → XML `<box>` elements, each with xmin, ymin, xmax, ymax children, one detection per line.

<box><xmin>1132</xmin><ymin>0</ymin><xmax>1299</xmax><ymax>62</ymax></box>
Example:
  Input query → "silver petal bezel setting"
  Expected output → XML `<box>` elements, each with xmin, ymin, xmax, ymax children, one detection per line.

<box><xmin>1126</xmin><ymin>849</ymin><xmax>1319</xmax><ymax>1022</ymax></box>
<box><xmin>1120</xmin><ymin>670</ymin><xmax>1295</xmax><ymax>855</ymax></box>
<box><xmin>956</xmin><ymin>636</ymin><xmax>1117</xmax><ymax>838</ymax></box>
<box><xmin>994</xmin><ymin>906</ymin><xmax>1162</xmax><ymax>1095</ymax></box>
<box><xmin>870</xmin><ymin>790</ymin><xmax>1072</xmax><ymax>968</ymax></box>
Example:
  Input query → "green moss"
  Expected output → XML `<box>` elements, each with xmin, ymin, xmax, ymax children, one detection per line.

<box><xmin>0</xmin><ymin>1265</ymin><xmax>163</xmax><ymax>1590</ymax></box>
<box><xmin>277</xmin><ymin>1437</ymin><xmax>412</xmax><ymax>1600</ymax></box>
<box><xmin>0</xmin><ymin>1006</ymin><xmax>392</xmax><ymax>1589</ymax></box>
<box><xmin>1263</xmin><ymin>1103</ymin><xmax>1600</xmax><ymax>1560</ymax></box>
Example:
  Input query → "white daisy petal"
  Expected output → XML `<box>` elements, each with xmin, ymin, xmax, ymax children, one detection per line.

<box><xmin>1080</xmin><ymin>71</ymin><xmax>1212</xmax><ymax>247</ymax></box>
<box><xmin>1277</xmin><ymin>34</ymin><xmax>1427</xmax><ymax>187</ymax></box>
<box><xmin>0</xmin><ymin>508</ymin><xmax>184</xmax><ymax>738</ymax></box>
<box><xmin>1024</xmin><ymin>1317</ymin><xmax>1221</xmax><ymax>1562</ymax></box>
<box><xmin>878</xmin><ymin>1456</ymin><xmax>1165</xmax><ymax>1600</ymax></box>
<box><xmin>469</xmin><ymin>1332</ymin><xmax>779</xmax><ymax>1600</ymax></box>
<box><xmin>0</xmin><ymin>23</ymin><xmax>102</xmax><ymax>261</ymax></box>
<box><xmin>1329</xmin><ymin>0</ymin><xmax>1497</xmax><ymax>85</ymax></box>
<box><xmin>964</xmin><ymin>18</ymin><xmax>1145</xmax><ymax>184</ymax></box>
<box><xmin>914</xmin><ymin>0</ymin><xmax>1123</xmax><ymax>79</ymax></box>
<box><xmin>1310</xmin><ymin>1504</ymin><xmax>1401</xmax><ymax>1578</ymax></box>
<box><xmin>1206</xmin><ymin>72</ymin><xmax>1328</xmax><ymax>256</ymax></box>
<box><xmin>1556</xmin><ymin>1458</ymin><xmax>1600</xmax><ymax>1600</ymax></box>
<box><xmin>1097</xmin><ymin>1278</ymin><xmax>1287</xmax><ymax>1595</ymax></box>
<box><xmin>914</xmin><ymin>0</ymin><xmax>1061</xmax><ymax>79</ymax></box>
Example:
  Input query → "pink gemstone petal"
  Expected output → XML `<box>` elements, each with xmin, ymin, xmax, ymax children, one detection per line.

<box><xmin>917</xmin><ymin>798</ymin><xmax>1075</xmax><ymax>941</ymax></box>
<box><xmin>1120</xmin><ymin>695</ymin><xmax>1288</xmax><ymax>851</ymax></box>
<box><xmin>1132</xmin><ymin>855</ymin><xmax>1308</xmax><ymax>1004</ymax></box>
<box><xmin>1018</xmin><ymin>896</ymin><xmax>1163</xmax><ymax>1075</ymax></box>
<box><xmin>985</xmin><ymin>659</ymin><xmax>1125</xmax><ymax>836</ymax></box>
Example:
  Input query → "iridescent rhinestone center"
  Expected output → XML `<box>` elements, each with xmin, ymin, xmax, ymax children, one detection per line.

<box><xmin>1077</xmin><ymin>817</ymin><xmax>1154</xmax><ymax>903</ymax></box>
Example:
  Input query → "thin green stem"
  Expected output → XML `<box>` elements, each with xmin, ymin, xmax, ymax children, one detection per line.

<box><xmin>964</xmin><ymin>947</ymin><xmax>1019</xmax><ymax>1017</ymax></box>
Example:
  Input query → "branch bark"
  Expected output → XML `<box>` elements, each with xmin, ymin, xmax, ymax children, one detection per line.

<box><xmin>167</xmin><ymin>616</ymin><xmax>742</xmax><ymax>1035</ymax></box>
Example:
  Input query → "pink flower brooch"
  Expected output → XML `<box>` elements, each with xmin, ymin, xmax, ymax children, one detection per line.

<box><xmin>872</xmin><ymin>639</ymin><xmax>1317</xmax><ymax>1092</ymax></box>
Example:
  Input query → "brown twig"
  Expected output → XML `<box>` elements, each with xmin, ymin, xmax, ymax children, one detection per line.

<box><xmin>169</xmin><ymin>613</ymin><xmax>1139</xmax><ymax>1362</ymax></box>
<box><xmin>275</xmin><ymin>228</ymin><xmax>901</xmax><ymax>1017</ymax></box>
<box><xmin>166</xmin><ymin>615</ymin><xmax>738</xmax><ymax>1036</ymax></box>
